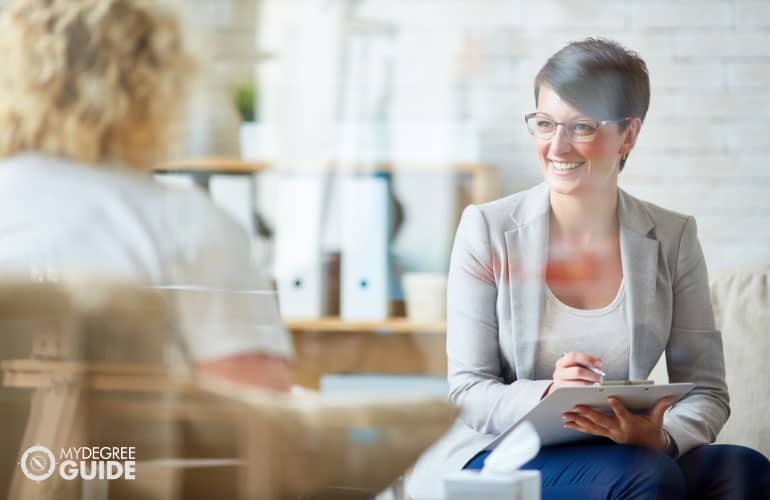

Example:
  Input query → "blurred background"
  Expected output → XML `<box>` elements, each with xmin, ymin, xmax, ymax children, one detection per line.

<box><xmin>1</xmin><ymin>2</ymin><xmax>769</xmax><ymax>498</ymax></box>
<box><xmin>94</xmin><ymin>0</ymin><xmax>770</xmax><ymax>388</ymax></box>
<box><xmin>161</xmin><ymin>0</ymin><xmax>770</xmax><ymax>277</ymax></box>
<box><xmin>2</xmin><ymin>0</ymin><xmax>769</xmax><ymax>386</ymax></box>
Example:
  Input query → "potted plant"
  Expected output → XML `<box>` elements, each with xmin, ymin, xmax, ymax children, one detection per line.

<box><xmin>232</xmin><ymin>80</ymin><xmax>274</xmax><ymax>160</ymax></box>
<box><xmin>233</xmin><ymin>80</ymin><xmax>258</xmax><ymax>123</ymax></box>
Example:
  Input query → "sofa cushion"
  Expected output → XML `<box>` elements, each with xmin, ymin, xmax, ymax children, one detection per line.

<box><xmin>710</xmin><ymin>270</ymin><xmax>770</xmax><ymax>457</ymax></box>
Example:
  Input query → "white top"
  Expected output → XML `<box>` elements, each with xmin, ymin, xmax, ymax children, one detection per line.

<box><xmin>0</xmin><ymin>153</ymin><xmax>293</xmax><ymax>362</ymax></box>
<box><xmin>534</xmin><ymin>279</ymin><xmax>630</xmax><ymax>381</ymax></box>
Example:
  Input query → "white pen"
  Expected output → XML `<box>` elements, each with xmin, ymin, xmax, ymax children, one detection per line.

<box><xmin>580</xmin><ymin>364</ymin><xmax>607</xmax><ymax>378</ymax></box>
<box><xmin>561</xmin><ymin>352</ymin><xmax>607</xmax><ymax>378</ymax></box>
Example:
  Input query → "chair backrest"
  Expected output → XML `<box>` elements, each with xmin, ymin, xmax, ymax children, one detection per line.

<box><xmin>0</xmin><ymin>282</ymin><xmax>77</xmax><ymax>498</ymax></box>
<box><xmin>0</xmin><ymin>279</ymin><xmax>188</xmax><ymax>500</ymax></box>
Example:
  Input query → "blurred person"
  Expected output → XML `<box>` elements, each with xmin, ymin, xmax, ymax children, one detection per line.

<box><xmin>408</xmin><ymin>38</ymin><xmax>770</xmax><ymax>499</ymax></box>
<box><xmin>0</xmin><ymin>0</ymin><xmax>292</xmax><ymax>391</ymax></box>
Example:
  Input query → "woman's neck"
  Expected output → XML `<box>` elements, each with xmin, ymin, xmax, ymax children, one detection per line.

<box><xmin>549</xmin><ymin>187</ymin><xmax>619</xmax><ymax>245</ymax></box>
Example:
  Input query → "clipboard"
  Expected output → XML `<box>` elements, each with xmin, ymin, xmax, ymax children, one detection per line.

<box><xmin>487</xmin><ymin>382</ymin><xmax>695</xmax><ymax>449</ymax></box>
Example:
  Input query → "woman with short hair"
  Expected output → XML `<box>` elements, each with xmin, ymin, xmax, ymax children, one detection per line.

<box><xmin>408</xmin><ymin>38</ymin><xmax>770</xmax><ymax>500</ymax></box>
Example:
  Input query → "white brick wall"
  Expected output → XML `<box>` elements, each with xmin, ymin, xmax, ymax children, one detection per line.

<box><xmin>735</xmin><ymin>1</ymin><xmax>770</xmax><ymax>26</ymax></box>
<box><xmin>2</xmin><ymin>0</ymin><xmax>767</xmax><ymax>272</ymax></box>
<box><xmin>177</xmin><ymin>0</ymin><xmax>261</xmax><ymax>156</ymax></box>
<box><xmin>325</xmin><ymin>0</ymin><xmax>770</xmax><ymax>273</ymax></box>
<box><xmin>630</xmin><ymin>1</ymin><xmax>733</xmax><ymax>29</ymax></box>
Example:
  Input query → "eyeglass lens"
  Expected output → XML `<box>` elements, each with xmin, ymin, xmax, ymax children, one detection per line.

<box><xmin>526</xmin><ymin>116</ymin><xmax>598</xmax><ymax>141</ymax></box>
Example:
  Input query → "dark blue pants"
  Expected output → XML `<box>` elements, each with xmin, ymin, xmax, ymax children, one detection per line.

<box><xmin>464</xmin><ymin>442</ymin><xmax>770</xmax><ymax>500</ymax></box>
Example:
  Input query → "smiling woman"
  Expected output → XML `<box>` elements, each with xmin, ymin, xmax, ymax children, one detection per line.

<box><xmin>406</xmin><ymin>38</ymin><xmax>770</xmax><ymax>500</ymax></box>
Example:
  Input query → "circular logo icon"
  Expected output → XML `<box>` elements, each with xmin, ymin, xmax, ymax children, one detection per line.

<box><xmin>20</xmin><ymin>446</ymin><xmax>56</xmax><ymax>481</ymax></box>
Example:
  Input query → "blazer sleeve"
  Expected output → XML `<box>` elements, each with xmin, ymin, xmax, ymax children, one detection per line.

<box><xmin>446</xmin><ymin>205</ymin><xmax>551</xmax><ymax>435</ymax></box>
<box><xmin>663</xmin><ymin>216</ymin><xmax>730</xmax><ymax>456</ymax></box>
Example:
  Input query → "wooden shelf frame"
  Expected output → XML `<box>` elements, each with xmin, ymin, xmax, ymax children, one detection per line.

<box><xmin>155</xmin><ymin>157</ymin><xmax>270</xmax><ymax>174</ymax></box>
<box><xmin>154</xmin><ymin>158</ymin><xmax>500</xmax><ymax>204</ymax></box>
<box><xmin>284</xmin><ymin>316</ymin><xmax>446</xmax><ymax>335</ymax></box>
<box><xmin>156</xmin><ymin>157</ymin><xmax>490</xmax><ymax>174</ymax></box>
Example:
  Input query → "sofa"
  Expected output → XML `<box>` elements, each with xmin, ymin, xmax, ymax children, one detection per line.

<box><xmin>649</xmin><ymin>268</ymin><xmax>770</xmax><ymax>457</ymax></box>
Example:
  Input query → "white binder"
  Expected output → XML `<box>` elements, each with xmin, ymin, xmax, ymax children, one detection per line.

<box><xmin>340</xmin><ymin>174</ymin><xmax>390</xmax><ymax>320</ymax></box>
<box><xmin>274</xmin><ymin>174</ymin><xmax>326</xmax><ymax>319</ymax></box>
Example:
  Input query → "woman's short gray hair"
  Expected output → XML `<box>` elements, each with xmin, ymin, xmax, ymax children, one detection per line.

<box><xmin>535</xmin><ymin>38</ymin><xmax>650</xmax><ymax>171</ymax></box>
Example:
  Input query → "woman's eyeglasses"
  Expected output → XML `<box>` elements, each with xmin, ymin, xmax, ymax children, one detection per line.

<box><xmin>524</xmin><ymin>113</ymin><xmax>632</xmax><ymax>143</ymax></box>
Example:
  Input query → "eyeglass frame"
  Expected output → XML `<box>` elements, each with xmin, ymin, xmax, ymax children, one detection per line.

<box><xmin>524</xmin><ymin>112</ymin><xmax>634</xmax><ymax>143</ymax></box>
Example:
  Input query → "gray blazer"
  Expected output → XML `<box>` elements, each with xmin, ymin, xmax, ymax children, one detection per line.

<box><xmin>406</xmin><ymin>182</ymin><xmax>730</xmax><ymax>499</ymax></box>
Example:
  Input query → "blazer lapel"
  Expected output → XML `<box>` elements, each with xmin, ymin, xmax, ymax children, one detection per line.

<box><xmin>504</xmin><ymin>184</ymin><xmax>550</xmax><ymax>380</ymax></box>
<box><xmin>505</xmin><ymin>186</ymin><xmax>661</xmax><ymax>381</ymax></box>
<box><xmin>618</xmin><ymin>190</ymin><xmax>660</xmax><ymax>380</ymax></box>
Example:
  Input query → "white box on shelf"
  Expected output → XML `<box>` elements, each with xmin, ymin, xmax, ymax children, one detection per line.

<box><xmin>340</xmin><ymin>173</ymin><xmax>390</xmax><ymax>320</ymax></box>
<box><xmin>274</xmin><ymin>174</ymin><xmax>326</xmax><ymax>319</ymax></box>
<box><xmin>402</xmin><ymin>272</ymin><xmax>448</xmax><ymax>323</ymax></box>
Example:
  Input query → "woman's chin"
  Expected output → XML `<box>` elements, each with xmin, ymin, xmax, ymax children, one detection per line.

<box><xmin>544</xmin><ymin>169</ymin><xmax>585</xmax><ymax>194</ymax></box>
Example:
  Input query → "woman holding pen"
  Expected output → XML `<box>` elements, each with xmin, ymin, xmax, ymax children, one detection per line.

<box><xmin>407</xmin><ymin>38</ymin><xmax>770</xmax><ymax>500</ymax></box>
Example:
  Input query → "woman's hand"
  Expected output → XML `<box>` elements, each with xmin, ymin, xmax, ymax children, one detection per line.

<box><xmin>543</xmin><ymin>351</ymin><xmax>605</xmax><ymax>398</ymax></box>
<box><xmin>562</xmin><ymin>396</ymin><xmax>674</xmax><ymax>450</ymax></box>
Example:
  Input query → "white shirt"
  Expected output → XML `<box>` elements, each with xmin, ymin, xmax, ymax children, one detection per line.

<box><xmin>0</xmin><ymin>153</ymin><xmax>293</xmax><ymax>362</ymax></box>
<box><xmin>534</xmin><ymin>279</ymin><xmax>630</xmax><ymax>381</ymax></box>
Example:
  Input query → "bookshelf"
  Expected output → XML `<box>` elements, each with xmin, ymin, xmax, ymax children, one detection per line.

<box><xmin>284</xmin><ymin>316</ymin><xmax>445</xmax><ymax>335</ymax></box>
<box><xmin>285</xmin><ymin>325</ymin><xmax>447</xmax><ymax>390</ymax></box>
<box><xmin>153</xmin><ymin>157</ymin><xmax>497</xmax><ymax>387</ymax></box>
<box><xmin>153</xmin><ymin>158</ymin><xmax>499</xmax><ymax>204</ymax></box>
<box><xmin>155</xmin><ymin>157</ymin><xmax>270</xmax><ymax>174</ymax></box>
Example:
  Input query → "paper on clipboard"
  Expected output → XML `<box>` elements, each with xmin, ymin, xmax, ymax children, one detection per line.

<box><xmin>487</xmin><ymin>382</ymin><xmax>695</xmax><ymax>449</ymax></box>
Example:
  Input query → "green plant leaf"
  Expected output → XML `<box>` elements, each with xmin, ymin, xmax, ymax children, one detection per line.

<box><xmin>232</xmin><ymin>81</ymin><xmax>258</xmax><ymax>122</ymax></box>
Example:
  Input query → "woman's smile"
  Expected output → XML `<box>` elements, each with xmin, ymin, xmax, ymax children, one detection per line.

<box><xmin>549</xmin><ymin>159</ymin><xmax>586</xmax><ymax>172</ymax></box>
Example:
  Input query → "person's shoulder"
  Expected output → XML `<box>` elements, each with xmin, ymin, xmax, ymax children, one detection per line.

<box><xmin>0</xmin><ymin>153</ymin><xmax>155</xmax><ymax>204</ymax></box>
<box><xmin>141</xmin><ymin>175</ymin><xmax>247</xmax><ymax>242</ymax></box>
<box><xmin>619</xmin><ymin>188</ymin><xmax>694</xmax><ymax>241</ymax></box>
<box><xmin>33</xmin><ymin>154</ymin><xmax>242</xmax><ymax>242</ymax></box>
<box><xmin>472</xmin><ymin>182</ymin><xmax>549</xmax><ymax>228</ymax></box>
<box><xmin>639</xmin><ymin>198</ymin><xmax>690</xmax><ymax>223</ymax></box>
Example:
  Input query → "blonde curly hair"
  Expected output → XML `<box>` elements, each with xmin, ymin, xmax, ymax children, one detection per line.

<box><xmin>0</xmin><ymin>0</ymin><xmax>196</xmax><ymax>168</ymax></box>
